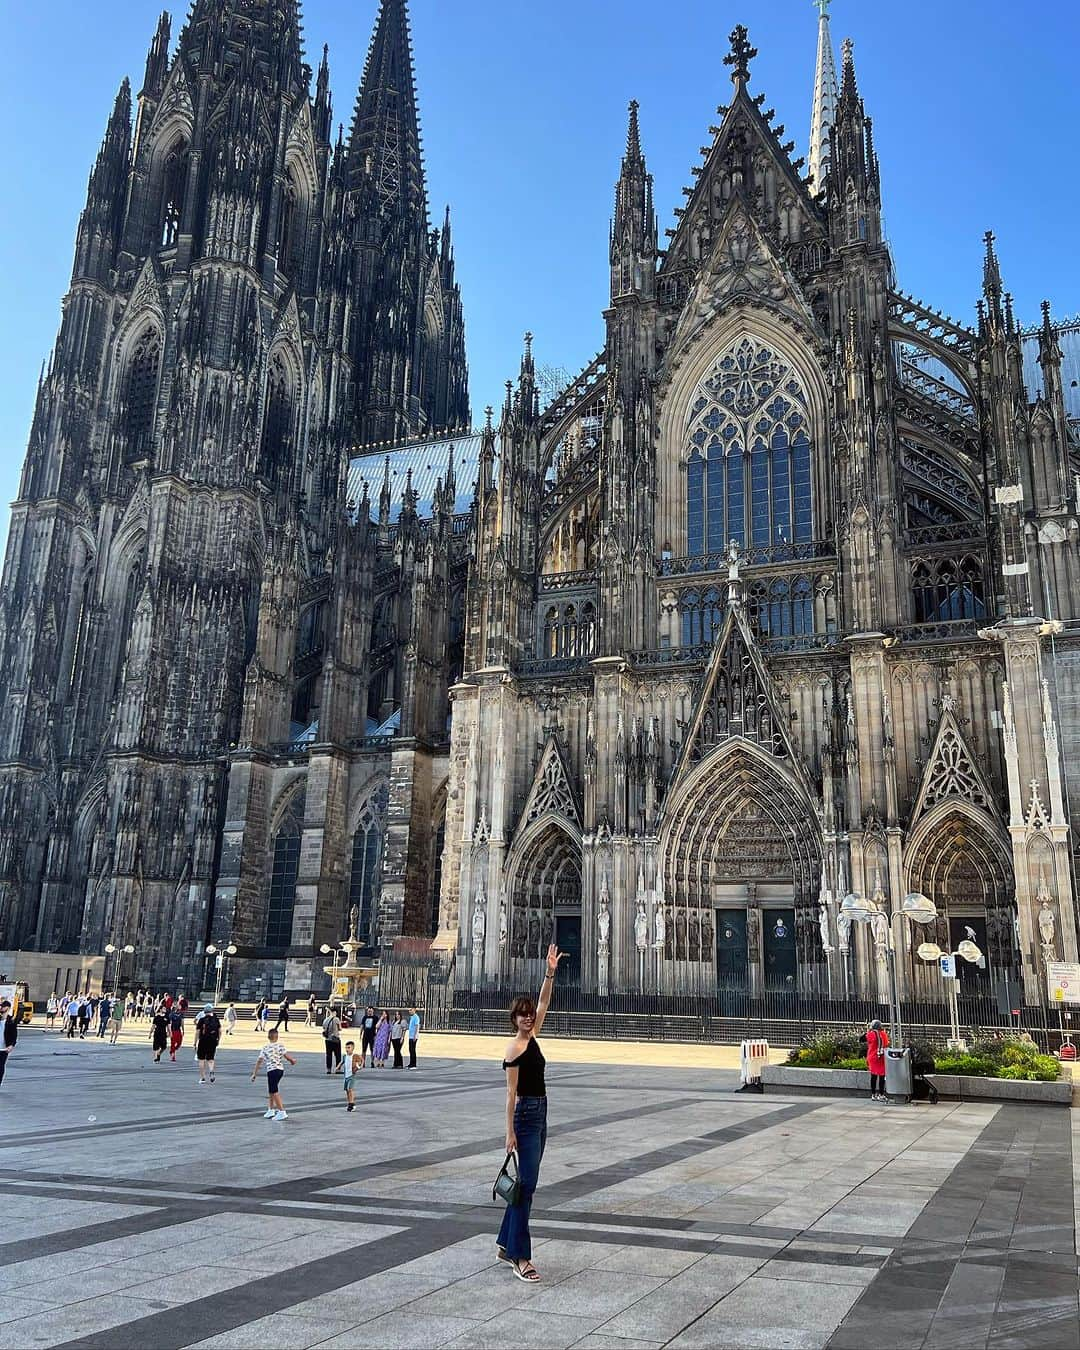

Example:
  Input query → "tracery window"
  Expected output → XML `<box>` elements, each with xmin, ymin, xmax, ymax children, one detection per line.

<box><xmin>686</xmin><ymin>338</ymin><xmax>813</xmax><ymax>556</ymax></box>
<box><xmin>159</xmin><ymin>140</ymin><xmax>189</xmax><ymax>249</ymax></box>
<box><xmin>123</xmin><ymin>330</ymin><xmax>161</xmax><ymax>459</ymax></box>
<box><xmin>278</xmin><ymin>176</ymin><xmax>303</xmax><ymax>279</ymax></box>
<box><xmin>910</xmin><ymin>556</ymin><xmax>986</xmax><ymax>623</ymax></box>
<box><xmin>266</xmin><ymin>795</ymin><xmax>303</xmax><ymax>949</ymax></box>
<box><xmin>349</xmin><ymin>787</ymin><xmax>388</xmax><ymax>948</ymax></box>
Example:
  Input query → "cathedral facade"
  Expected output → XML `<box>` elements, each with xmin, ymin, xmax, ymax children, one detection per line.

<box><xmin>435</xmin><ymin>14</ymin><xmax>1080</xmax><ymax>1010</ymax></box>
<box><xmin>1</xmin><ymin>1</ymin><xmax>1078</xmax><ymax>1012</ymax></box>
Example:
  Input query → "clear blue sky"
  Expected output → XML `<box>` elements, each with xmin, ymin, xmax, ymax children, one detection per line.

<box><xmin>1</xmin><ymin>0</ymin><xmax>1077</xmax><ymax>521</ymax></box>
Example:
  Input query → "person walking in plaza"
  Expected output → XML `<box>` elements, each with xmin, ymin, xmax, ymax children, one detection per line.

<box><xmin>223</xmin><ymin>1002</ymin><xmax>238</xmax><ymax>1036</ymax></box>
<box><xmin>109</xmin><ymin>996</ymin><xmax>124</xmax><ymax>1044</ymax></box>
<box><xmin>168</xmin><ymin>1004</ymin><xmax>185</xmax><ymax>1062</ymax></box>
<box><xmin>97</xmin><ymin>995</ymin><xmax>112</xmax><ymax>1039</ymax></box>
<box><xmin>497</xmin><ymin>944</ymin><xmax>565</xmax><ymax>1283</ymax></box>
<box><xmin>373</xmin><ymin>1011</ymin><xmax>391</xmax><ymax>1067</ymax></box>
<box><xmin>254</xmin><ymin>999</ymin><xmax>269</xmax><ymax>1033</ymax></box>
<box><xmin>0</xmin><ymin>997</ymin><xmax>17</xmax><ymax>1088</ymax></box>
<box><xmin>251</xmin><ymin>1028</ymin><xmax>296</xmax><ymax>1121</ymax></box>
<box><xmin>196</xmin><ymin>1004</ymin><xmax>222</xmax><ymax>1083</ymax></box>
<box><xmin>866</xmin><ymin>1019</ymin><xmax>890</xmax><ymax>1102</ymax></box>
<box><xmin>273</xmin><ymin>996</ymin><xmax>291</xmax><ymax>1032</ymax></box>
<box><xmin>407</xmin><ymin>1007</ymin><xmax>421</xmax><ymax>1068</ymax></box>
<box><xmin>46</xmin><ymin>994</ymin><xmax>58</xmax><ymax>1029</ymax></box>
<box><xmin>322</xmin><ymin>1007</ymin><xmax>343</xmax><ymax>1074</ymax></box>
<box><xmin>151</xmin><ymin>1006</ymin><xmax>169</xmax><ymax>1062</ymax></box>
<box><xmin>342</xmin><ymin>1040</ymin><xmax>362</xmax><ymax>1111</ymax></box>
<box><xmin>390</xmin><ymin>1011</ymin><xmax>405</xmax><ymax>1068</ymax></box>
<box><xmin>65</xmin><ymin>996</ymin><xmax>79</xmax><ymax>1038</ymax></box>
<box><xmin>78</xmin><ymin>996</ymin><xmax>93</xmax><ymax>1039</ymax></box>
<box><xmin>304</xmin><ymin>994</ymin><xmax>317</xmax><ymax>1028</ymax></box>
<box><xmin>360</xmin><ymin>1006</ymin><xmax>377</xmax><ymax>1067</ymax></box>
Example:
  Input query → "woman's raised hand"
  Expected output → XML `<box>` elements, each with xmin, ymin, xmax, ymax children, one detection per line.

<box><xmin>545</xmin><ymin>945</ymin><xmax>566</xmax><ymax>977</ymax></box>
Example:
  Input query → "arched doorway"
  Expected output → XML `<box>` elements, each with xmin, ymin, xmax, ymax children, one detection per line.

<box><xmin>509</xmin><ymin>820</ymin><xmax>582</xmax><ymax>985</ymax></box>
<box><xmin>662</xmin><ymin>739</ymin><xmax>823</xmax><ymax>992</ymax></box>
<box><xmin>906</xmin><ymin>804</ymin><xmax>1017</xmax><ymax>995</ymax></box>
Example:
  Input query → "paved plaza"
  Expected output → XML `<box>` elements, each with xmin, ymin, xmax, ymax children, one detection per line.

<box><xmin>0</xmin><ymin>1025</ymin><xmax>1077</xmax><ymax>1350</ymax></box>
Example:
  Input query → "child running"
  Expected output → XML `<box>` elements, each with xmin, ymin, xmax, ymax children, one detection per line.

<box><xmin>251</xmin><ymin>1028</ymin><xmax>296</xmax><ymax>1121</ymax></box>
<box><xmin>342</xmin><ymin>1039</ymin><xmax>362</xmax><ymax>1112</ymax></box>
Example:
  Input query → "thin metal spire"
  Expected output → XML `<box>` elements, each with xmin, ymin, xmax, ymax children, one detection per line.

<box><xmin>808</xmin><ymin>0</ymin><xmax>838</xmax><ymax>195</ymax></box>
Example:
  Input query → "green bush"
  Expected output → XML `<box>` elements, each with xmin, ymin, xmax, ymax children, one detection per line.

<box><xmin>787</xmin><ymin>1031</ymin><xmax>1060</xmax><ymax>1081</ymax></box>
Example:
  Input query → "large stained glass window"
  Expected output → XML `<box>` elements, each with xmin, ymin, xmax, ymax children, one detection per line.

<box><xmin>686</xmin><ymin>338</ymin><xmax>814</xmax><ymax>555</ymax></box>
<box><xmin>266</xmin><ymin>792</ymin><xmax>304</xmax><ymax>950</ymax></box>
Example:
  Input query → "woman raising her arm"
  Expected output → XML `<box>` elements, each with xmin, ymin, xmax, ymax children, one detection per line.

<box><xmin>496</xmin><ymin>943</ymin><xmax>564</xmax><ymax>1283</ymax></box>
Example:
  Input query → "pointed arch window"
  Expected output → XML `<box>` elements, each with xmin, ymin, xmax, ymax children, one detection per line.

<box><xmin>349</xmin><ymin>787</ymin><xmax>388</xmax><ymax>948</ymax></box>
<box><xmin>159</xmin><ymin>139</ymin><xmax>189</xmax><ymax>249</ymax></box>
<box><xmin>911</xmin><ymin>555</ymin><xmax>986</xmax><ymax>623</ymax></box>
<box><xmin>278</xmin><ymin>174</ymin><xmax>303</xmax><ymax>280</ymax></box>
<box><xmin>260</xmin><ymin>356</ymin><xmax>294</xmax><ymax>485</ymax></box>
<box><xmin>123</xmin><ymin>330</ymin><xmax>161</xmax><ymax>459</ymax></box>
<box><xmin>266</xmin><ymin>794</ymin><xmax>304</xmax><ymax>949</ymax></box>
<box><xmin>685</xmin><ymin>338</ymin><xmax>814</xmax><ymax>557</ymax></box>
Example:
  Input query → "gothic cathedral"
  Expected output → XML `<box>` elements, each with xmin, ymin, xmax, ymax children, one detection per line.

<box><xmin>436</xmin><ymin>13</ymin><xmax>1080</xmax><ymax>1009</ymax></box>
<box><xmin>1</xmin><ymin>2</ymin><xmax>1078</xmax><ymax>1010</ymax></box>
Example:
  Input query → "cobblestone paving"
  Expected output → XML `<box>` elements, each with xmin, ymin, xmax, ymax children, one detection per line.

<box><xmin>0</xmin><ymin>1026</ymin><xmax>1075</xmax><ymax>1349</ymax></box>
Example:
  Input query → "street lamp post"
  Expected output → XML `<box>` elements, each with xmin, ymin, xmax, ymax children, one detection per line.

<box><xmin>914</xmin><ymin>937</ymin><xmax>983</xmax><ymax>1050</ymax></box>
<box><xmin>205</xmin><ymin>943</ymin><xmax>238</xmax><ymax>1006</ymax></box>
<box><xmin>840</xmin><ymin>890</ymin><xmax>940</xmax><ymax>1047</ymax></box>
<box><xmin>104</xmin><ymin>943</ymin><xmax>135</xmax><ymax>993</ymax></box>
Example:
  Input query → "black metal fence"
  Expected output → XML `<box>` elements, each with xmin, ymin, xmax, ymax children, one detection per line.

<box><xmin>375</xmin><ymin>950</ymin><xmax>1077</xmax><ymax>1052</ymax></box>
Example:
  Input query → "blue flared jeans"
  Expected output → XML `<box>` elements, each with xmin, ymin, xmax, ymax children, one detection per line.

<box><xmin>497</xmin><ymin>1095</ymin><xmax>547</xmax><ymax>1262</ymax></box>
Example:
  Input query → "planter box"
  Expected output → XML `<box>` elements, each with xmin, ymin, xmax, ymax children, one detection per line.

<box><xmin>761</xmin><ymin>1065</ymin><xmax>869</xmax><ymax>1095</ymax></box>
<box><xmin>761</xmin><ymin>1063</ymin><xmax>1072</xmax><ymax>1106</ymax></box>
<box><xmin>925</xmin><ymin>1073</ymin><xmax>1072</xmax><ymax>1106</ymax></box>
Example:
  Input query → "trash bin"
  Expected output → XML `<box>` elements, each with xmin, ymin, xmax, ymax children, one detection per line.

<box><xmin>884</xmin><ymin>1046</ymin><xmax>913</xmax><ymax>1100</ymax></box>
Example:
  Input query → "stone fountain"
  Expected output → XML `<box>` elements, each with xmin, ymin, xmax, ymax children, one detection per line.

<box><xmin>325</xmin><ymin>904</ymin><xmax>379</xmax><ymax>1008</ymax></box>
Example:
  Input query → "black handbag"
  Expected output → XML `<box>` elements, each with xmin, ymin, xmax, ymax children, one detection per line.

<box><xmin>492</xmin><ymin>1151</ymin><xmax>521</xmax><ymax>1206</ymax></box>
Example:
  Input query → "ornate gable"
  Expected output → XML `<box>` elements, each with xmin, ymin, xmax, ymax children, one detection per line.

<box><xmin>675</xmin><ymin>597</ymin><xmax>800</xmax><ymax>777</ymax></box>
<box><xmin>661</xmin><ymin>31</ymin><xmax>822</xmax><ymax>279</ymax></box>
<box><xmin>520</xmin><ymin>734</ymin><xmax>580</xmax><ymax>828</ymax></box>
<box><xmin>910</xmin><ymin>695</ymin><xmax>997</xmax><ymax>823</ymax></box>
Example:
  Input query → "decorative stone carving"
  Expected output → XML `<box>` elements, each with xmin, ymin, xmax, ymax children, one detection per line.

<box><xmin>471</xmin><ymin>879</ymin><xmax>486</xmax><ymax>947</ymax></box>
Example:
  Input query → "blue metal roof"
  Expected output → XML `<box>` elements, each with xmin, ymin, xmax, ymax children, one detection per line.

<box><xmin>347</xmin><ymin>430</ymin><xmax>485</xmax><ymax>521</ymax></box>
<box><xmin>1021</xmin><ymin>318</ymin><xmax>1080</xmax><ymax>419</ymax></box>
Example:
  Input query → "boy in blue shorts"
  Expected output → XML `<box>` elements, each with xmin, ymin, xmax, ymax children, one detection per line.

<box><xmin>343</xmin><ymin>1039</ymin><xmax>362</xmax><ymax>1112</ymax></box>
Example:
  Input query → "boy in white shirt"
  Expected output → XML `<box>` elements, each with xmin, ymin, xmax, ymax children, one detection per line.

<box><xmin>342</xmin><ymin>1040</ymin><xmax>362</xmax><ymax>1112</ymax></box>
<box><xmin>250</xmin><ymin>1029</ymin><xmax>296</xmax><ymax>1121</ymax></box>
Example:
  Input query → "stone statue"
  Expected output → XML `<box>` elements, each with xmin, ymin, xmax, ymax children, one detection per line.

<box><xmin>1038</xmin><ymin>899</ymin><xmax>1056</xmax><ymax>956</ymax></box>
<box><xmin>835</xmin><ymin>907</ymin><xmax>851</xmax><ymax>953</ymax></box>
<box><xmin>348</xmin><ymin>903</ymin><xmax>360</xmax><ymax>943</ymax></box>
<box><xmin>528</xmin><ymin>909</ymin><xmax>541</xmax><ymax>955</ymax></box>
<box><xmin>688</xmin><ymin>911</ymin><xmax>700</xmax><ymax>961</ymax></box>
<box><xmin>511</xmin><ymin>907</ymin><xmax>525</xmax><ymax>958</ymax></box>
<box><xmin>541</xmin><ymin>908</ymin><xmax>554</xmax><ymax>950</ymax></box>
<box><xmin>818</xmin><ymin>900</ymin><xmax>833</xmax><ymax>955</ymax></box>
<box><xmin>675</xmin><ymin>909</ymin><xmax>687</xmax><ymax>957</ymax></box>
<box><xmin>598</xmin><ymin>895</ymin><xmax>610</xmax><ymax>954</ymax></box>
<box><xmin>471</xmin><ymin>881</ymin><xmax>486</xmax><ymax>947</ymax></box>
<box><xmin>498</xmin><ymin>896</ymin><xmax>508</xmax><ymax>948</ymax></box>
<box><xmin>635</xmin><ymin>899</ymin><xmax>648</xmax><ymax>950</ymax></box>
<box><xmin>700</xmin><ymin>911</ymin><xmax>713</xmax><ymax>957</ymax></box>
<box><xmin>653</xmin><ymin>903</ymin><xmax>666</xmax><ymax>951</ymax></box>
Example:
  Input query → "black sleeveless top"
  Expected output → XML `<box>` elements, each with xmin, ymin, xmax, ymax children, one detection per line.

<box><xmin>503</xmin><ymin>1036</ymin><xmax>546</xmax><ymax>1098</ymax></box>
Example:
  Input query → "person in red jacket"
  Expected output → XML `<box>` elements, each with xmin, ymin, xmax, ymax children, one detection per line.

<box><xmin>866</xmin><ymin>1019</ymin><xmax>889</xmax><ymax>1101</ymax></box>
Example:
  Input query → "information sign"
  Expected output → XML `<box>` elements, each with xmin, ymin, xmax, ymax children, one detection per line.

<box><xmin>1046</xmin><ymin>961</ymin><xmax>1080</xmax><ymax>1005</ymax></box>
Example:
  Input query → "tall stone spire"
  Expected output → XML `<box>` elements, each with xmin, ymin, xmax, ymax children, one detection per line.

<box><xmin>808</xmin><ymin>0</ymin><xmax>838</xmax><ymax>195</ymax></box>
<box><xmin>347</xmin><ymin>0</ymin><xmax>426</xmax><ymax>220</ymax></box>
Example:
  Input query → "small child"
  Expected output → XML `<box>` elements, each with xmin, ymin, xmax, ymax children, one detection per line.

<box><xmin>342</xmin><ymin>1039</ymin><xmax>362</xmax><ymax>1112</ymax></box>
<box><xmin>251</xmin><ymin>1028</ymin><xmax>296</xmax><ymax>1121</ymax></box>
